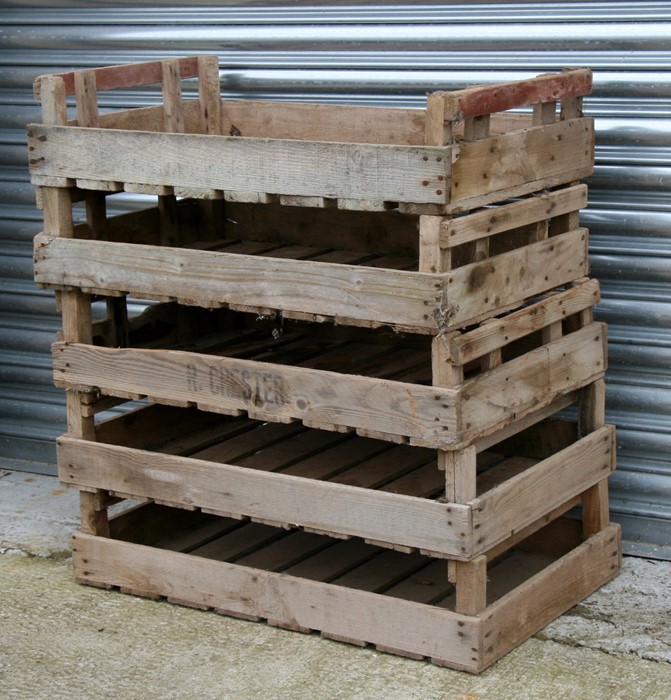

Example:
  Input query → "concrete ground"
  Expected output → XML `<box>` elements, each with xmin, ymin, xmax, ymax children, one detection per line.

<box><xmin>1</xmin><ymin>469</ymin><xmax>670</xmax><ymax>700</ymax></box>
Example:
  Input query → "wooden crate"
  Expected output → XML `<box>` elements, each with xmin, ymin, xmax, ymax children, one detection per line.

<box><xmin>29</xmin><ymin>57</ymin><xmax>593</xmax><ymax>213</ymax></box>
<box><xmin>71</xmin><ymin>501</ymin><xmax>621</xmax><ymax>673</ymax></box>
<box><xmin>31</xmin><ymin>57</ymin><xmax>593</xmax><ymax>333</ymax></box>
<box><xmin>51</xmin><ymin>279</ymin><xmax>604</xmax><ymax>448</ymax></box>
<box><xmin>59</xmin><ymin>399</ymin><xmax>615</xmax><ymax>560</ymax></box>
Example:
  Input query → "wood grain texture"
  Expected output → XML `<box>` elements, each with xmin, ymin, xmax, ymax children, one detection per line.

<box><xmin>440</xmin><ymin>184</ymin><xmax>587</xmax><ymax>248</ymax></box>
<box><xmin>470</xmin><ymin>426</ymin><xmax>615</xmax><ymax>554</ymax></box>
<box><xmin>459</xmin><ymin>323</ymin><xmax>606</xmax><ymax>443</ymax></box>
<box><xmin>442</xmin><ymin>69</ymin><xmax>592</xmax><ymax>120</ymax></box>
<box><xmin>450</xmin><ymin>279</ymin><xmax>600</xmax><ymax>365</ymax></box>
<box><xmin>445</xmin><ymin>228</ymin><xmax>589</xmax><ymax>330</ymax></box>
<box><xmin>450</xmin><ymin>118</ymin><xmax>594</xmax><ymax>204</ymax></box>
<box><xmin>34</xmin><ymin>56</ymin><xmax>200</xmax><ymax>99</ymax></box>
<box><xmin>33</xmin><ymin>234</ymin><xmax>441</xmax><ymax>330</ymax></box>
<box><xmin>479</xmin><ymin>524</ymin><xmax>620</xmax><ymax>672</ymax></box>
<box><xmin>221</xmin><ymin>99</ymin><xmax>425</xmax><ymax>144</ymax></box>
<box><xmin>27</xmin><ymin>124</ymin><xmax>448</xmax><ymax>204</ymax></box>
<box><xmin>58</xmin><ymin>436</ymin><xmax>471</xmax><ymax>556</ymax></box>
<box><xmin>34</xmin><ymin>226</ymin><xmax>587</xmax><ymax>332</ymax></box>
<box><xmin>72</xmin><ymin>531</ymin><xmax>480</xmax><ymax>671</ymax></box>
<box><xmin>52</xmin><ymin>342</ymin><xmax>460</xmax><ymax>446</ymax></box>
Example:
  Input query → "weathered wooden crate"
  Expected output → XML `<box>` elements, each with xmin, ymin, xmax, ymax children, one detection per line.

<box><xmin>51</xmin><ymin>279</ymin><xmax>604</xmax><ymax>449</ymax></box>
<box><xmin>29</xmin><ymin>56</ymin><xmax>593</xmax><ymax>213</ymax></box>
<box><xmin>60</xmin><ymin>397</ymin><xmax>615</xmax><ymax>560</ymax></box>
<box><xmin>30</xmin><ymin>57</ymin><xmax>593</xmax><ymax>333</ymax></box>
<box><xmin>71</xmin><ymin>500</ymin><xmax>621</xmax><ymax>673</ymax></box>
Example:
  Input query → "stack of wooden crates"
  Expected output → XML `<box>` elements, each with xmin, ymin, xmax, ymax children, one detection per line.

<box><xmin>29</xmin><ymin>56</ymin><xmax>620</xmax><ymax>673</ymax></box>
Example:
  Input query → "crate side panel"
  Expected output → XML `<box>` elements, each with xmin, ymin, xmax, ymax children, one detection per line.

<box><xmin>459</xmin><ymin>322</ymin><xmax>606</xmax><ymax>442</ymax></box>
<box><xmin>52</xmin><ymin>343</ymin><xmax>460</xmax><ymax>446</ymax></box>
<box><xmin>59</xmin><ymin>437</ymin><xmax>471</xmax><ymax>556</ymax></box>
<box><xmin>479</xmin><ymin>524</ymin><xmax>621</xmax><ymax>672</ymax></box>
<box><xmin>446</xmin><ymin>228</ymin><xmax>589</xmax><ymax>330</ymax></box>
<box><xmin>34</xmin><ymin>235</ymin><xmax>441</xmax><ymax>330</ymax></box>
<box><xmin>28</xmin><ymin>125</ymin><xmax>448</xmax><ymax>204</ymax></box>
<box><xmin>450</xmin><ymin>118</ymin><xmax>594</xmax><ymax>205</ymax></box>
<box><xmin>472</xmin><ymin>426</ymin><xmax>616</xmax><ymax>553</ymax></box>
<box><xmin>71</xmin><ymin>531</ymin><xmax>480</xmax><ymax>671</ymax></box>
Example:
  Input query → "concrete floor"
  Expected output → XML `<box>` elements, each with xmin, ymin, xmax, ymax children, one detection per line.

<box><xmin>1</xmin><ymin>468</ymin><xmax>670</xmax><ymax>699</ymax></box>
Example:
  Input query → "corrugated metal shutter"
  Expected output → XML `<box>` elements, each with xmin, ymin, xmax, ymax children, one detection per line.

<box><xmin>1</xmin><ymin>1</ymin><xmax>670</xmax><ymax>557</ymax></box>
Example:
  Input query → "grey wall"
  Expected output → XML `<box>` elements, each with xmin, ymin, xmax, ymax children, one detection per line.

<box><xmin>1</xmin><ymin>1</ymin><xmax>670</xmax><ymax>557</ymax></box>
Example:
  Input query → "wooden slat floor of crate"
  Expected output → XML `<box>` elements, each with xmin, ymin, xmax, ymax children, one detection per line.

<box><xmin>71</xmin><ymin>501</ymin><xmax>621</xmax><ymax>673</ymax></box>
<box><xmin>54</xmin><ymin>279</ymin><xmax>605</xmax><ymax>448</ymax></box>
<box><xmin>60</xmin><ymin>403</ymin><xmax>616</xmax><ymax>559</ymax></box>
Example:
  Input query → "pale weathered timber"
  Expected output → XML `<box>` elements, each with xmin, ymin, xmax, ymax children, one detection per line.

<box><xmin>470</xmin><ymin>426</ymin><xmax>615</xmax><ymax>554</ymax></box>
<box><xmin>33</xmin><ymin>226</ymin><xmax>588</xmax><ymax>332</ymax></box>
<box><xmin>27</xmin><ymin>124</ymin><xmax>448</xmax><ymax>205</ymax></box>
<box><xmin>442</xmin><ymin>228</ymin><xmax>589</xmax><ymax>329</ymax></box>
<box><xmin>449</xmin><ymin>279</ymin><xmax>600</xmax><ymax>365</ymax></box>
<box><xmin>51</xmin><ymin>341</ymin><xmax>459</xmax><ymax>445</ymax></box>
<box><xmin>58</xmin><ymin>436</ymin><xmax>471</xmax><ymax>557</ymax></box>
<box><xmin>450</xmin><ymin>118</ymin><xmax>594</xmax><ymax>206</ymax></box>
<box><xmin>70</xmin><ymin>509</ymin><xmax>618</xmax><ymax>673</ymax></box>
<box><xmin>71</xmin><ymin>530</ymin><xmax>481</xmax><ymax>671</ymax></box>
<box><xmin>51</xmin><ymin>312</ymin><xmax>604</xmax><ymax>448</ymax></box>
<box><xmin>479</xmin><ymin>524</ymin><xmax>620</xmax><ymax>672</ymax></box>
<box><xmin>458</xmin><ymin>323</ymin><xmax>606</xmax><ymax>444</ymax></box>
<box><xmin>34</xmin><ymin>234</ymin><xmax>440</xmax><ymax>330</ymax></box>
<box><xmin>440</xmin><ymin>184</ymin><xmax>587</xmax><ymax>248</ymax></box>
<box><xmin>221</xmin><ymin>99</ymin><xmax>426</xmax><ymax>144</ymax></box>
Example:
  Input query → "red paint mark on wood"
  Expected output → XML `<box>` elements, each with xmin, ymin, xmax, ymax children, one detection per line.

<box><xmin>34</xmin><ymin>56</ymin><xmax>201</xmax><ymax>99</ymax></box>
<box><xmin>443</xmin><ymin>69</ymin><xmax>592</xmax><ymax>120</ymax></box>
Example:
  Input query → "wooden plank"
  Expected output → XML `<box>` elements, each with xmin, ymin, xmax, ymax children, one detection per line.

<box><xmin>234</xmin><ymin>530</ymin><xmax>331</xmax><ymax>571</ymax></box>
<box><xmin>284</xmin><ymin>538</ymin><xmax>379</xmax><ymax>581</ymax></box>
<box><xmin>419</xmin><ymin>215</ymin><xmax>448</xmax><ymax>273</ymax></box>
<box><xmin>281</xmin><ymin>437</ymin><xmax>389</xmax><ymax>481</ymax></box>
<box><xmin>450</xmin><ymin>118</ymin><xmax>594</xmax><ymax>205</ymax></box>
<box><xmin>442</xmin><ymin>69</ymin><xmax>592</xmax><ymax>120</ymax></box>
<box><xmin>330</xmin><ymin>550</ymin><xmax>427</xmax><ymax>592</ymax></box>
<box><xmin>382</xmin><ymin>560</ymin><xmax>451</xmax><ymax>604</ymax></box>
<box><xmin>27</xmin><ymin>124</ymin><xmax>449</xmax><ymax>204</ymax></box>
<box><xmin>52</xmin><ymin>342</ymin><xmax>460</xmax><ymax>445</ymax></box>
<box><xmin>470</xmin><ymin>426</ymin><xmax>615</xmax><ymax>554</ymax></box>
<box><xmin>34</xmin><ymin>56</ymin><xmax>200</xmax><ymax>99</ymax></box>
<box><xmin>198</xmin><ymin>56</ymin><xmax>221</xmax><ymax>135</ymax></box>
<box><xmin>221</xmin><ymin>99</ymin><xmax>425</xmax><ymax>144</ymax></box>
<box><xmin>222</xmin><ymin>201</ymin><xmax>418</xmax><ymax>258</ymax></box>
<box><xmin>74</xmin><ymin>71</ymin><xmax>99</xmax><ymax>128</ymax></box>
<box><xmin>72</xmin><ymin>532</ymin><xmax>480</xmax><ymax>671</ymax></box>
<box><xmin>450</xmin><ymin>279</ymin><xmax>600</xmax><ymax>364</ymax></box>
<box><xmin>479</xmin><ymin>524</ymin><xmax>620</xmax><ymax>672</ymax></box>
<box><xmin>455</xmin><ymin>555</ymin><xmax>487</xmax><ymax>615</ymax></box>
<box><xmin>460</xmin><ymin>323</ymin><xmax>606</xmax><ymax>443</ymax></box>
<box><xmin>34</xmin><ymin>235</ymin><xmax>444</xmax><ymax>331</ymax></box>
<box><xmin>40</xmin><ymin>187</ymin><xmax>73</xmax><ymax>237</ymax></box>
<box><xmin>189</xmin><ymin>522</ymin><xmax>288</xmax><ymax>562</ymax></box>
<box><xmin>440</xmin><ymin>184</ymin><xmax>587</xmax><ymax>248</ymax></box>
<box><xmin>445</xmin><ymin>228</ymin><xmax>590</xmax><ymax>331</ymax></box>
<box><xmin>162</xmin><ymin>59</ymin><xmax>185</xmax><ymax>134</ymax></box>
<box><xmin>58</xmin><ymin>436</ymin><xmax>472</xmax><ymax>556</ymax></box>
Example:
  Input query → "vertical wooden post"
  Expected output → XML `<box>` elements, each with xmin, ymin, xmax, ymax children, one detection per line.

<box><xmin>580</xmin><ymin>379</ymin><xmax>610</xmax><ymax>537</ymax></box>
<box><xmin>197</xmin><ymin>55</ymin><xmax>225</xmax><ymax>239</ymax></box>
<box><xmin>159</xmin><ymin>59</ymin><xmax>183</xmax><ymax>246</ymax></box>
